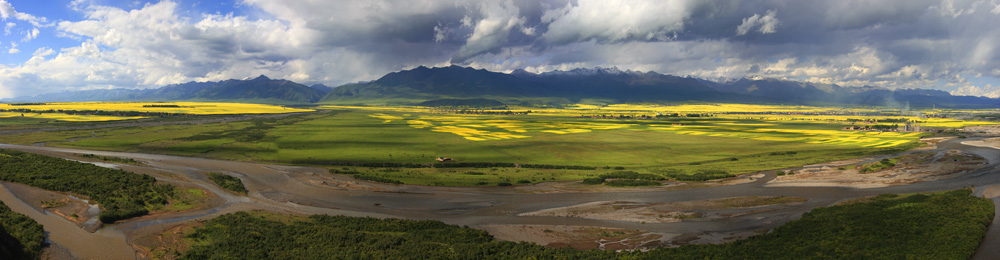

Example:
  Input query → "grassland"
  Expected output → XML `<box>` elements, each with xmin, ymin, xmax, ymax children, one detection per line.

<box><xmin>0</xmin><ymin>103</ymin><xmax>992</xmax><ymax>186</ymax></box>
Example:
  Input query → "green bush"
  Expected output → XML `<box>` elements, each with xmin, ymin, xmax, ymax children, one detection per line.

<box><xmin>582</xmin><ymin>178</ymin><xmax>605</xmax><ymax>185</ymax></box>
<box><xmin>659</xmin><ymin>169</ymin><xmax>735</xmax><ymax>181</ymax></box>
<box><xmin>598</xmin><ymin>171</ymin><xmax>665</xmax><ymax>180</ymax></box>
<box><xmin>207</xmin><ymin>173</ymin><xmax>247</xmax><ymax>194</ymax></box>
<box><xmin>353</xmin><ymin>175</ymin><xmax>403</xmax><ymax>184</ymax></box>
<box><xmin>604</xmin><ymin>180</ymin><xmax>661</xmax><ymax>187</ymax></box>
<box><xmin>0</xmin><ymin>201</ymin><xmax>45</xmax><ymax>259</ymax></box>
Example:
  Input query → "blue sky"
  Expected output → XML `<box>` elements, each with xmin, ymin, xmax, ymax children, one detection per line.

<box><xmin>1</xmin><ymin>0</ymin><xmax>251</xmax><ymax>63</ymax></box>
<box><xmin>2</xmin><ymin>0</ymin><xmax>1000</xmax><ymax>99</ymax></box>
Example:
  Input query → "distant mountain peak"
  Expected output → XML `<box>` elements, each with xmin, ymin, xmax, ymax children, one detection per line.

<box><xmin>252</xmin><ymin>75</ymin><xmax>271</xmax><ymax>81</ymax></box>
<box><xmin>541</xmin><ymin>66</ymin><xmax>642</xmax><ymax>76</ymax></box>
<box><xmin>510</xmin><ymin>68</ymin><xmax>533</xmax><ymax>76</ymax></box>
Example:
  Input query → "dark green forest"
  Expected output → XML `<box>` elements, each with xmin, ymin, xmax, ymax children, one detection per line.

<box><xmin>180</xmin><ymin>188</ymin><xmax>992</xmax><ymax>260</ymax></box>
<box><xmin>0</xmin><ymin>149</ymin><xmax>174</xmax><ymax>223</ymax></box>
<box><xmin>0</xmin><ymin>201</ymin><xmax>44</xmax><ymax>260</ymax></box>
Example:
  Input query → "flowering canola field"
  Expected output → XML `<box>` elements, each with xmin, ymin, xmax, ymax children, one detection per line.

<box><xmin>2</xmin><ymin>102</ymin><xmax>313</xmax><ymax>114</ymax></box>
<box><xmin>0</xmin><ymin>112</ymin><xmax>147</xmax><ymax>122</ymax></box>
<box><xmin>325</xmin><ymin>103</ymin><xmax>993</xmax><ymax>149</ymax></box>
<box><xmin>0</xmin><ymin>102</ymin><xmax>313</xmax><ymax>121</ymax></box>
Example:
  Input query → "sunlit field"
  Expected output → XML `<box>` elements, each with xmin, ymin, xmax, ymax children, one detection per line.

<box><xmin>1</xmin><ymin>102</ymin><xmax>991</xmax><ymax>186</ymax></box>
<box><xmin>326</xmin><ymin>104</ymin><xmax>993</xmax><ymax>148</ymax></box>
<box><xmin>1</xmin><ymin>102</ymin><xmax>313</xmax><ymax>117</ymax></box>
<box><xmin>0</xmin><ymin>111</ymin><xmax>147</xmax><ymax>121</ymax></box>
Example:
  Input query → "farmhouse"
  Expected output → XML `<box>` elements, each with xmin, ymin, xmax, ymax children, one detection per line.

<box><xmin>436</xmin><ymin>157</ymin><xmax>453</xmax><ymax>162</ymax></box>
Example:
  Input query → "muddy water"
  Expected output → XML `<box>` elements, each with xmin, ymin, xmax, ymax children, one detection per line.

<box><xmin>0</xmin><ymin>183</ymin><xmax>136</xmax><ymax>260</ymax></box>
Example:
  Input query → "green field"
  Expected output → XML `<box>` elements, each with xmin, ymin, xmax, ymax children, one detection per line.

<box><xmin>0</xmin><ymin>105</ymin><xmax>966</xmax><ymax>186</ymax></box>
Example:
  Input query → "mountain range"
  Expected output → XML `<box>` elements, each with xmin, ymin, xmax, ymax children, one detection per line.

<box><xmin>3</xmin><ymin>75</ymin><xmax>326</xmax><ymax>104</ymax></box>
<box><xmin>324</xmin><ymin>65</ymin><xmax>998</xmax><ymax>108</ymax></box>
<box><xmin>4</xmin><ymin>66</ymin><xmax>998</xmax><ymax>108</ymax></box>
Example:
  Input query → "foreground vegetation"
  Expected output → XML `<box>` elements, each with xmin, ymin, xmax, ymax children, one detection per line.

<box><xmin>178</xmin><ymin>189</ymin><xmax>991</xmax><ymax>259</ymax></box>
<box><xmin>0</xmin><ymin>201</ymin><xmax>45</xmax><ymax>260</ymax></box>
<box><xmin>0</xmin><ymin>149</ymin><xmax>175</xmax><ymax>223</ymax></box>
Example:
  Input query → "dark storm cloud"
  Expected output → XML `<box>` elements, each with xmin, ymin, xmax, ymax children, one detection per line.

<box><xmin>4</xmin><ymin>0</ymin><xmax>1000</xmax><ymax>99</ymax></box>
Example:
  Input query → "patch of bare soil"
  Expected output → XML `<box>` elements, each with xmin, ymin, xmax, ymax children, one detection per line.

<box><xmin>480</xmin><ymin>224</ymin><xmax>671</xmax><ymax>251</ymax></box>
<box><xmin>4</xmin><ymin>182</ymin><xmax>95</xmax><ymax>229</ymax></box>
<box><xmin>963</xmin><ymin>125</ymin><xmax>1000</xmax><ymax>136</ymax></box>
<box><xmin>914</xmin><ymin>136</ymin><xmax>954</xmax><ymax>151</ymax></box>
<box><xmin>982</xmin><ymin>184</ymin><xmax>1000</xmax><ymax>199</ymax></box>
<box><xmin>41</xmin><ymin>243</ymin><xmax>76</xmax><ymax>260</ymax></box>
<box><xmin>519</xmin><ymin>196</ymin><xmax>806</xmax><ymax>224</ymax></box>
<box><xmin>513</xmin><ymin>175</ymin><xmax>759</xmax><ymax>194</ymax></box>
<box><xmin>132</xmin><ymin>221</ymin><xmax>203</xmax><ymax>260</ymax></box>
<box><xmin>290</xmin><ymin>171</ymin><xmax>391</xmax><ymax>192</ymax></box>
<box><xmin>767</xmin><ymin>150</ymin><xmax>987</xmax><ymax>188</ymax></box>
<box><xmin>963</xmin><ymin>137</ymin><xmax>1000</xmax><ymax>150</ymax></box>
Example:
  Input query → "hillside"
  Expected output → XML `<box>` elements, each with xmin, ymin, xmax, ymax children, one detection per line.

<box><xmin>4</xmin><ymin>66</ymin><xmax>999</xmax><ymax>108</ymax></box>
<box><xmin>322</xmin><ymin>66</ymin><xmax>1000</xmax><ymax>108</ymax></box>
<box><xmin>3</xmin><ymin>76</ymin><xmax>324</xmax><ymax>104</ymax></box>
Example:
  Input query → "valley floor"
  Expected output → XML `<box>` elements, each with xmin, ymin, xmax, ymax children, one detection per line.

<box><xmin>0</xmin><ymin>131</ymin><xmax>998</xmax><ymax>259</ymax></box>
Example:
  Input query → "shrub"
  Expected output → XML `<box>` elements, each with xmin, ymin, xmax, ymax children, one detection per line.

<box><xmin>605</xmin><ymin>180</ymin><xmax>661</xmax><ymax>187</ymax></box>
<box><xmin>207</xmin><ymin>173</ymin><xmax>247</xmax><ymax>194</ymax></box>
<box><xmin>598</xmin><ymin>171</ymin><xmax>665</xmax><ymax>181</ymax></box>
<box><xmin>353</xmin><ymin>175</ymin><xmax>403</xmax><ymax>184</ymax></box>
<box><xmin>582</xmin><ymin>178</ymin><xmax>605</xmax><ymax>185</ymax></box>
<box><xmin>661</xmin><ymin>169</ymin><xmax>735</xmax><ymax>181</ymax></box>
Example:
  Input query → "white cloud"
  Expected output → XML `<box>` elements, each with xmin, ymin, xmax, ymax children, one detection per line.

<box><xmin>21</xmin><ymin>27</ymin><xmax>37</xmax><ymax>41</ymax></box>
<box><xmin>0</xmin><ymin>0</ymin><xmax>456</xmax><ymax>99</ymax></box>
<box><xmin>452</xmin><ymin>0</ymin><xmax>526</xmax><ymax>63</ymax></box>
<box><xmin>7</xmin><ymin>41</ymin><xmax>17</xmax><ymax>53</ymax></box>
<box><xmin>0</xmin><ymin>0</ymin><xmax>50</xmax><ymax>27</ymax></box>
<box><xmin>3</xmin><ymin>22</ymin><xmax>11</xmax><ymax>35</ymax></box>
<box><xmin>736</xmin><ymin>10</ymin><xmax>779</xmax><ymax>36</ymax></box>
<box><xmin>32</xmin><ymin>47</ymin><xmax>54</xmax><ymax>57</ymax></box>
<box><xmin>542</xmin><ymin>0</ymin><xmax>701</xmax><ymax>44</ymax></box>
<box><xmin>952</xmin><ymin>84</ymin><xmax>1000</xmax><ymax>98</ymax></box>
<box><xmin>433</xmin><ymin>24</ymin><xmax>447</xmax><ymax>43</ymax></box>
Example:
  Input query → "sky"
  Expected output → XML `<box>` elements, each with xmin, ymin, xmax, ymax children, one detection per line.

<box><xmin>2</xmin><ymin>0</ymin><xmax>1000</xmax><ymax>100</ymax></box>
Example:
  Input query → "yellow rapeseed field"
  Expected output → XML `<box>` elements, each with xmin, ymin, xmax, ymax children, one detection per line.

<box><xmin>337</xmin><ymin>104</ymin><xmax>993</xmax><ymax>148</ymax></box>
<box><xmin>2</xmin><ymin>102</ymin><xmax>312</xmax><ymax>115</ymax></box>
<box><xmin>0</xmin><ymin>112</ymin><xmax>146</xmax><ymax>121</ymax></box>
